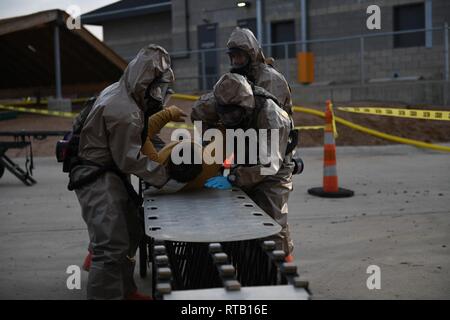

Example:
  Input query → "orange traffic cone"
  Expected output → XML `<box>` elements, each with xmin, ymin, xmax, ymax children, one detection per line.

<box><xmin>308</xmin><ymin>100</ymin><xmax>354</xmax><ymax>198</ymax></box>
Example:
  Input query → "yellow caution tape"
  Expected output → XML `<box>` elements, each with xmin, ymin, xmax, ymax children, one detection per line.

<box><xmin>71</xmin><ymin>97</ymin><xmax>90</xmax><ymax>104</ymax></box>
<box><xmin>0</xmin><ymin>104</ymin><xmax>77</xmax><ymax>118</ymax></box>
<box><xmin>170</xmin><ymin>95</ymin><xmax>324</xmax><ymax>131</ymax></box>
<box><xmin>171</xmin><ymin>93</ymin><xmax>199</xmax><ymax>101</ymax></box>
<box><xmin>294</xmin><ymin>125</ymin><xmax>325</xmax><ymax>130</ymax></box>
<box><xmin>336</xmin><ymin>117</ymin><xmax>450</xmax><ymax>152</ymax></box>
<box><xmin>2</xmin><ymin>100</ymin><xmax>35</xmax><ymax>106</ymax></box>
<box><xmin>292</xmin><ymin>106</ymin><xmax>450</xmax><ymax>153</ymax></box>
<box><xmin>338</xmin><ymin>107</ymin><xmax>450</xmax><ymax>121</ymax></box>
<box><xmin>328</xmin><ymin>101</ymin><xmax>339</xmax><ymax>138</ymax></box>
<box><xmin>0</xmin><ymin>104</ymin><xmax>196</xmax><ymax>130</ymax></box>
<box><xmin>166</xmin><ymin>122</ymin><xmax>324</xmax><ymax>131</ymax></box>
<box><xmin>1</xmin><ymin>97</ymin><xmax>90</xmax><ymax>106</ymax></box>
<box><xmin>292</xmin><ymin>106</ymin><xmax>324</xmax><ymax>117</ymax></box>
<box><xmin>166</xmin><ymin>95</ymin><xmax>450</xmax><ymax>152</ymax></box>
<box><xmin>5</xmin><ymin>92</ymin><xmax>448</xmax><ymax>152</ymax></box>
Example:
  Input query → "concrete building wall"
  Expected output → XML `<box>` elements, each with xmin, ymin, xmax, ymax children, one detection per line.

<box><xmin>172</xmin><ymin>0</ymin><xmax>448</xmax><ymax>90</ymax></box>
<box><xmin>91</xmin><ymin>0</ymin><xmax>450</xmax><ymax>104</ymax></box>
<box><xmin>102</xmin><ymin>12</ymin><xmax>173</xmax><ymax>61</ymax></box>
<box><xmin>292</xmin><ymin>80</ymin><xmax>449</xmax><ymax>105</ymax></box>
<box><xmin>170</xmin><ymin>0</ymin><xmax>264</xmax><ymax>93</ymax></box>
<box><xmin>305</xmin><ymin>0</ymin><xmax>448</xmax><ymax>82</ymax></box>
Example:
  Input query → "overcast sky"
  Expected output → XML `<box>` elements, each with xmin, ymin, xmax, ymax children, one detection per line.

<box><xmin>0</xmin><ymin>0</ymin><xmax>120</xmax><ymax>40</ymax></box>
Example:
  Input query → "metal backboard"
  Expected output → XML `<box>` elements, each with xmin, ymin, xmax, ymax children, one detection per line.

<box><xmin>143</xmin><ymin>188</ymin><xmax>281</xmax><ymax>242</ymax></box>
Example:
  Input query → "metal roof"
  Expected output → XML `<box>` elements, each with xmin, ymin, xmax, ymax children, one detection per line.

<box><xmin>0</xmin><ymin>10</ymin><xmax>127</xmax><ymax>99</ymax></box>
<box><xmin>81</xmin><ymin>0</ymin><xmax>171</xmax><ymax>25</ymax></box>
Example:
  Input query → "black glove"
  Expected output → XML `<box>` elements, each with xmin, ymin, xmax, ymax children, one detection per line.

<box><xmin>292</xmin><ymin>154</ymin><xmax>304</xmax><ymax>175</ymax></box>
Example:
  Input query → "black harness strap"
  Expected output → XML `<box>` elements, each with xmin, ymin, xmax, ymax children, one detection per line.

<box><xmin>68</xmin><ymin>159</ymin><xmax>142</xmax><ymax>207</ymax></box>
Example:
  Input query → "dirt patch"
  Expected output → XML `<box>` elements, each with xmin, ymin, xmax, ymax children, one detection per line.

<box><xmin>291</xmin><ymin>101</ymin><xmax>450</xmax><ymax>148</ymax></box>
<box><xmin>1</xmin><ymin>98</ymin><xmax>449</xmax><ymax>157</ymax></box>
<box><xmin>172</xmin><ymin>98</ymin><xmax>450</xmax><ymax>148</ymax></box>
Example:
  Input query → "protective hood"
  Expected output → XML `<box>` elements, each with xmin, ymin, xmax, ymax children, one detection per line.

<box><xmin>213</xmin><ymin>73</ymin><xmax>255</xmax><ymax>114</ymax></box>
<box><xmin>122</xmin><ymin>44</ymin><xmax>173</xmax><ymax>108</ymax></box>
<box><xmin>227</xmin><ymin>27</ymin><xmax>266</xmax><ymax>67</ymax></box>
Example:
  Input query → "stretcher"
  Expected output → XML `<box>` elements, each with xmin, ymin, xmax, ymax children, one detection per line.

<box><xmin>0</xmin><ymin>131</ymin><xmax>68</xmax><ymax>185</ymax></box>
<box><xmin>139</xmin><ymin>187</ymin><xmax>310</xmax><ymax>300</ymax></box>
<box><xmin>0</xmin><ymin>141</ymin><xmax>36</xmax><ymax>185</ymax></box>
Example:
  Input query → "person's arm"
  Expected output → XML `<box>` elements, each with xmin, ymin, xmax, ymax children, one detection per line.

<box><xmin>104</xmin><ymin>106</ymin><xmax>169</xmax><ymax>187</ymax></box>
<box><xmin>230</xmin><ymin>106</ymin><xmax>291</xmax><ymax>189</ymax></box>
<box><xmin>141</xmin><ymin>106</ymin><xmax>186</xmax><ymax>162</ymax></box>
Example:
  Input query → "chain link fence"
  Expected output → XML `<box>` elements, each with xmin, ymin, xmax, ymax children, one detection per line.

<box><xmin>170</xmin><ymin>25</ymin><xmax>449</xmax><ymax>96</ymax></box>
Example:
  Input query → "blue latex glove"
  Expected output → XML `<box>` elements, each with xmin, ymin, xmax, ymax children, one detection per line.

<box><xmin>204</xmin><ymin>176</ymin><xmax>232</xmax><ymax>190</ymax></box>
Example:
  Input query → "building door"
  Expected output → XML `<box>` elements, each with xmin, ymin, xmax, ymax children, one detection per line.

<box><xmin>271</xmin><ymin>20</ymin><xmax>296</xmax><ymax>59</ymax></box>
<box><xmin>197</xmin><ymin>23</ymin><xmax>218</xmax><ymax>90</ymax></box>
<box><xmin>394</xmin><ymin>3</ymin><xmax>425</xmax><ymax>48</ymax></box>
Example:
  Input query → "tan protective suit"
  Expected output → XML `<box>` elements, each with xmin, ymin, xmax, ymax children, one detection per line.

<box><xmin>191</xmin><ymin>27</ymin><xmax>292</xmax><ymax>126</ymax></box>
<box><xmin>71</xmin><ymin>45</ymin><xmax>172</xmax><ymax>299</ymax></box>
<box><xmin>211</xmin><ymin>73</ymin><xmax>295</xmax><ymax>254</ymax></box>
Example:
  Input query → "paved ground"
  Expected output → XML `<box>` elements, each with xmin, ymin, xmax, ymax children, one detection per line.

<box><xmin>0</xmin><ymin>144</ymin><xmax>449</xmax><ymax>299</ymax></box>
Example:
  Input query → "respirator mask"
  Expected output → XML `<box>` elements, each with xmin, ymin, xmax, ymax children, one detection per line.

<box><xmin>227</xmin><ymin>47</ymin><xmax>251</xmax><ymax>76</ymax></box>
<box><xmin>144</xmin><ymin>69</ymin><xmax>174</xmax><ymax>115</ymax></box>
<box><xmin>216</xmin><ymin>104</ymin><xmax>249</xmax><ymax>129</ymax></box>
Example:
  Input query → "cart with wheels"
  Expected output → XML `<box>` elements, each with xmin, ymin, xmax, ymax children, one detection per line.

<box><xmin>139</xmin><ymin>187</ymin><xmax>310</xmax><ymax>300</ymax></box>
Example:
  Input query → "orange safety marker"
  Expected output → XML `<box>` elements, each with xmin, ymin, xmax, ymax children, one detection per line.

<box><xmin>308</xmin><ymin>100</ymin><xmax>354</xmax><ymax>198</ymax></box>
<box><xmin>223</xmin><ymin>152</ymin><xmax>234</xmax><ymax>177</ymax></box>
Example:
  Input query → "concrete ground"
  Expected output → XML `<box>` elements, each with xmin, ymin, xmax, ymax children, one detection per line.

<box><xmin>0</xmin><ymin>144</ymin><xmax>449</xmax><ymax>299</ymax></box>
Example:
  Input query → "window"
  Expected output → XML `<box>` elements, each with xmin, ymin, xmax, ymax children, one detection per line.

<box><xmin>197</xmin><ymin>23</ymin><xmax>218</xmax><ymax>90</ymax></box>
<box><xmin>270</xmin><ymin>20</ymin><xmax>296</xmax><ymax>59</ymax></box>
<box><xmin>237</xmin><ymin>18</ymin><xmax>257</xmax><ymax>36</ymax></box>
<box><xmin>394</xmin><ymin>3</ymin><xmax>425</xmax><ymax>48</ymax></box>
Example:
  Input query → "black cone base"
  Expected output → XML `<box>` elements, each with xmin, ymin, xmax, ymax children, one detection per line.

<box><xmin>308</xmin><ymin>187</ymin><xmax>354</xmax><ymax>198</ymax></box>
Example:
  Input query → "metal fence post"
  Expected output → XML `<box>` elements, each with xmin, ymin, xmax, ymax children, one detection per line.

<box><xmin>54</xmin><ymin>23</ymin><xmax>62</xmax><ymax>99</ymax></box>
<box><xmin>425</xmin><ymin>0</ymin><xmax>433</xmax><ymax>48</ymax></box>
<box><xmin>444</xmin><ymin>22</ymin><xmax>449</xmax><ymax>82</ymax></box>
<box><xmin>360</xmin><ymin>36</ymin><xmax>365</xmax><ymax>85</ymax></box>
<box><xmin>256</xmin><ymin>0</ymin><xmax>263</xmax><ymax>43</ymax></box>
<box><xmin>201</xmin><ymin>50</ymin><xmax>207</xmax><ymax>91</ymax></box>
<box><xmin>300</xmin><ymin>0</ymin><xmax>307</xmax><ymax>52</ymax></box>
<box><xmin>284</xmin><ymin>43</ymin><xmax>290</xmax><ymax>82</ymax></box>
<box><xmin>444</xmin><ymin>23</ymin><xmax>449</xmax><ymax>106</ymax></box>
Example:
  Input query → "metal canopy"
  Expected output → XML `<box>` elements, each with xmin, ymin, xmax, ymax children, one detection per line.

<box><xmin>0</xmin><ymin>10</ymin><xmax>127</xmax><ymax>99</ymax></box>
<box><xmin>143</xmin><ymin>188</ymin><xmax>281</xmax><ymax>243</ymax></box>
<box><xmin>81</xmin><ymin>0</ymin><xmax>171</xmax><ymax>25</ymax></box>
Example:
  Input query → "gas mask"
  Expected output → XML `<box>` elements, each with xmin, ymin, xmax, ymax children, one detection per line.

<box><xmin>216</xmin><ymin>104</ymin><xmax>249</xmax><ymax>129</ymax></box>
<box><xmin>227</xmin><ymin>47</ymin><xmax>251</xmax><ymax>77</ymax></box>
<box><xmin>144</xmin><ymin>69</ymin><xmax>174</xmax><ymax>116</ymax></box>
<box><xmin>144</xmin><ymin>81</ymin><xmax>174</xmax><ymax>115</ymax></box>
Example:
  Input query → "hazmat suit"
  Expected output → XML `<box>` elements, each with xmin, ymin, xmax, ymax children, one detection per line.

<box><xmin>191</xmin><ymin>27</ymin><xmax>292</xmax><ymax>127</ymax></box>
<box><xmin>205</xmin><ymin>73</ymin><xmax>295</xmax><ymax>254</ymax></box>
<box><xmin>70</xmin><ymin>45</ymin><xmax>173</xmax><ymax>299</ymax></box>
